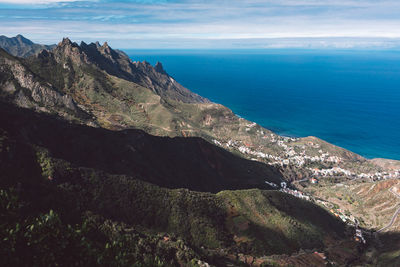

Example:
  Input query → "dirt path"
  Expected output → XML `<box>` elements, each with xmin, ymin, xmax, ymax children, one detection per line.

<box><xmin>377</xmin><ymin>187</ymin><xmax>400</xmax><ymax>233</ymax></box>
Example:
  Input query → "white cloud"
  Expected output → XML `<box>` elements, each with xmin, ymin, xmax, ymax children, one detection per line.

<box><xmin>3</xmin><ymin>18</ymin><xmax>400</xmax><ymax>49</ymax></box>
<box><xmin>0</xmin><ymin>0</ymin><xmax>92</xmax><ymax>4</ymax></box>
<box><xmin>2</xmin><ymin>0</ymin><xmax>400</xmax><ymax>48</ymax></box>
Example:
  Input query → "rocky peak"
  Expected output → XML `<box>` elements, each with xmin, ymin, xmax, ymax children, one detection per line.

<box><xmin>15</xmin><ymin>34</ymin><xmax>33</xmax><ymax>45</ymax></box>
<box><xmin>58</xmin><ymin>37</ymin><xmax>73</xmax><ymax>47</ymax></box>
<box><xmin>56</xmin><ymin>37</ymin><xmax>81</xmax><ymax>52</ymax></box>
<box><xmin>154</xmin><ymin>61</ymin><xmax>167</xmax><ymax>75</ymax></box>
<box><xmin>54</xmin><ymin>37</ymin><xmax>88</xmax><ymax>65</ymax></box>
<box><xmin>37</xmin><ymin>49</ymin><xmax>51</xmax><ymax>59</ymax></box>
<box><xmin>98</xmin><ymin>41</ymin><xmax>117</xmax><ymax>58</ymax></box>
<box><xmin>33</xmin><ymin>37</ymin><xmax>209</xmax><ymax>104</ymax></box>
<box><xmin>56</xmin><ymin>37</ymin><xmax>80</xmax><ymax>52</ymax></box>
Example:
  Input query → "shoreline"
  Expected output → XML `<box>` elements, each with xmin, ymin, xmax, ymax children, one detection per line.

<box><xmin>127</xmin><ymin>50</ymin><xmax>400</xmax><ymax>162</ymax></box>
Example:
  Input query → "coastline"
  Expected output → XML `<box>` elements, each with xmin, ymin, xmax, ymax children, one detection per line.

<box><xmin>126</xmin><ymin>50</ymin><xmax>400</xmax><ymax>161</ymax></box>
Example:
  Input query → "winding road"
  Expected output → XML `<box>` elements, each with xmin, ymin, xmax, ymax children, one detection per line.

<box><xmin>377</xmin><ymin>186</ymin><xmax>400</xmax><ymax>233</ymax></box>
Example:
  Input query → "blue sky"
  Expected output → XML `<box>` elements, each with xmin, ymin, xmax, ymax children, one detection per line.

<box><xmin>1</xmin><ymin>0</ymin><xmax>400</xmax><ymax>49</ymax></box>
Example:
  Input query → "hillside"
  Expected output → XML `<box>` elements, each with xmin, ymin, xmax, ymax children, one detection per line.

<box><xmin>0</xmin><ymin>104</ymin><xmax>356</xmax><ymax>266</ymax></box>
<box><xmin>0</xmin><ymin>102</ymin><xmax>282</xmax><ymax>192</ymax></box>
<box><xmin>302</xmin><ymin>178</ymin><xmax>400</xmax><ymax>232</ymax></box>
<box><xmin>300</xmin><ymin>178</ymin><xmax>400</xmax><ymax>266</ymax></box>
<box><xmin>0</xmin><ymin>34</ymin><xmax>55</xmax><ymax>58</ymax></box>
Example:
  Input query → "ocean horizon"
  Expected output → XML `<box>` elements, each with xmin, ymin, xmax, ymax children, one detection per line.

<box><xmin>126</xmin><ymin>49</ymin><xmax>400</xmax><ymax>160</ymax></box>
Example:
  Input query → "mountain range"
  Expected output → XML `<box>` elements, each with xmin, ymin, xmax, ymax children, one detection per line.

<box><xmin>1</xmin><ymin>34</ymin><xmax>399</xmax><ymax>266</ymax></box>
<box><xmin>0</xmin><ymin>34</ymin><xmax>55</xmax><ymax>58</ymax></box>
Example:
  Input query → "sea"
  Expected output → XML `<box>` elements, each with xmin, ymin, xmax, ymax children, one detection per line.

<box><xmin>125</xmin><ymin>49</ymin><xmax>400</xmax><ymax>160</ymax></box>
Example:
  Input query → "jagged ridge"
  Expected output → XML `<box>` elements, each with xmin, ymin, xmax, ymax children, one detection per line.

<box><xmin>50</xmin><ymin>37</ymin><xmax>208</xmax><ymax>104</ymax></box>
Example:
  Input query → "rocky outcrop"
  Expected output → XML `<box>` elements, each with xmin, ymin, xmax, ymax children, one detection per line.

<box><xmin>6</xmin><ymin>59</ymin><xmax>75</xmax><ymax>109</ymax></box>
<box><xmin>132</xmin><ymin>59</ymin><xmax>209</xmax><ymax>103</ymax></box>
<box><xmin>0</xmin><ymin>48</ymin><xmax>90</xmax><ymax>122</ymax></box>
<box><xmin>54</xmin><ymin>38</ymin><xmax>209</xmax><ymax>103</ymax></box>
<box><xmin>53</xmin><ymin>38</ymin><xmax>90</xmax><ymax>66</ymax></box>
<box><xmin>154</xmin><ymin>62</ymin><xmax>167</xmax><ymax>75</ymax></box>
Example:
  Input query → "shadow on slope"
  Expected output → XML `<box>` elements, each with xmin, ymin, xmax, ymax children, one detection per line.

<box><xmin>0</xmin><ymin>102</ymin><xmax>283</xmax><ymax>193</ymax></box>
<box><xmin>373</xmin><ymin>231</ymin><xmax>400</xmax><ymax>267</ymax></box>
<box><xmin>0</xmin><ymin>110</ymin><xmax>355</xmax><ymax>265</ymax></box>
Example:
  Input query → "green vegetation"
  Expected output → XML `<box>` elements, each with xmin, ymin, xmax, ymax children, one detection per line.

<box><xmin>0</xmin><ymin>104</ymin><xmax>353</xmax><ymax>266</ymax></box>
<box><xmin>0</xmin><ymin>189</ymin><xmax>201</xmax><ymax>267</ymax></box>
<box><xmin>376</xmin><ymin>249</ymin><xmax>400</xmax><ymax>267</ymax></box>
<box><xmin>35</xmin><ymin>148</ymin><xmax>54</xmax><ymax>178</ymax></box>
<box><xmin>218</xmin><ymin>190</ymin><xmax>345</xmax><ymax>255</ymax></box>
<box><xmin>2</xmin><ymin>37</ymin><xmax>390</xmax><ymax>266</ymax></box>
<box><xmin>0</xmin><ymin>102</ymin><xmax>282</xmax><ymax>193</ymax></box>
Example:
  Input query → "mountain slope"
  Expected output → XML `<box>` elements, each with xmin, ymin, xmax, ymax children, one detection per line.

<box><xmin>0</xmin><ymin>48</ymin><xmax>93</xmax><ymax>124</ymax></box>
<box><xmin>0</xmin><ymin>35</ymin><xmax>392</xmax><ymax>266</ymax></box>
<box><xmin>0</xmin><ymin>34</ymin><xmax>55</xmax><ymax>58</ymax></box>
<box><xmin>0</xmin><ymin>105</ymin><xmax>354</xmax><ymax>266</ymax></box>
<box><xmin>26</xmin><ymin>40</ymin><xmax>397</xmax><ymax>177</ymax></box>
<box><xmin>26</xmin><ymin>38</ymin><xmax>208</xmax><ymax>104</ymax></box>
<box><xmin>0</xmin><ymin>102</ymin><xmax>283</xmax><ymax>192</ymax></box>
<box><xmin>1</xmin><ymin>36</ymin><xmax>398</xmax><ymax>182</ymax></box>
<box><xmin>303</xmin><ymin>178</ymin><xmax>400</xmax><ymax>232</ymax></box>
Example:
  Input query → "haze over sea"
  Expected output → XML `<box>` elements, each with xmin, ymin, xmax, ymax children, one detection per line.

<box><xmin>127</xmin><ymin>49</ymin><xmax>400</xmax><ymax>160</ymax></box>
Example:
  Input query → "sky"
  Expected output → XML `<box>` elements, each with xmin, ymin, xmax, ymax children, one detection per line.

<box><xmin>1</xmin><ymin>0</ymin><xmax>400</xmax><ymax>49</ymax></box>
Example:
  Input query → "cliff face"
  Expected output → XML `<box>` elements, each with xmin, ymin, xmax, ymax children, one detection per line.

<box><xmin>0</xmin><ymin>48</ymin><xmax>90</xmax><ymax>123</ymax></box>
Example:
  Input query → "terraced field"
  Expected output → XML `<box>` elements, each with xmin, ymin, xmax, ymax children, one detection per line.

<box><xmin>303</xmin><ymin>179</ymin><xmax>400</xmax><ymax>231</ymax></box>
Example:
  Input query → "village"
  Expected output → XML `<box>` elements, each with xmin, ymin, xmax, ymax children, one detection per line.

<box><xmin>212</xmin><ymin>127</ymin><xmax>400</xmax><ymax>182</ymax></box>
<box><xmin>212</xmin><ymin>122</ymin><xmax>399</xmax><ymax>246</ymax></box>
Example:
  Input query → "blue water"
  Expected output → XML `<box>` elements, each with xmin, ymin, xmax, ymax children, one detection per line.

<box><xmin>126</xmin><ymin>49</ymin><xmax>400</xmax><ymax>160</ymax></box>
